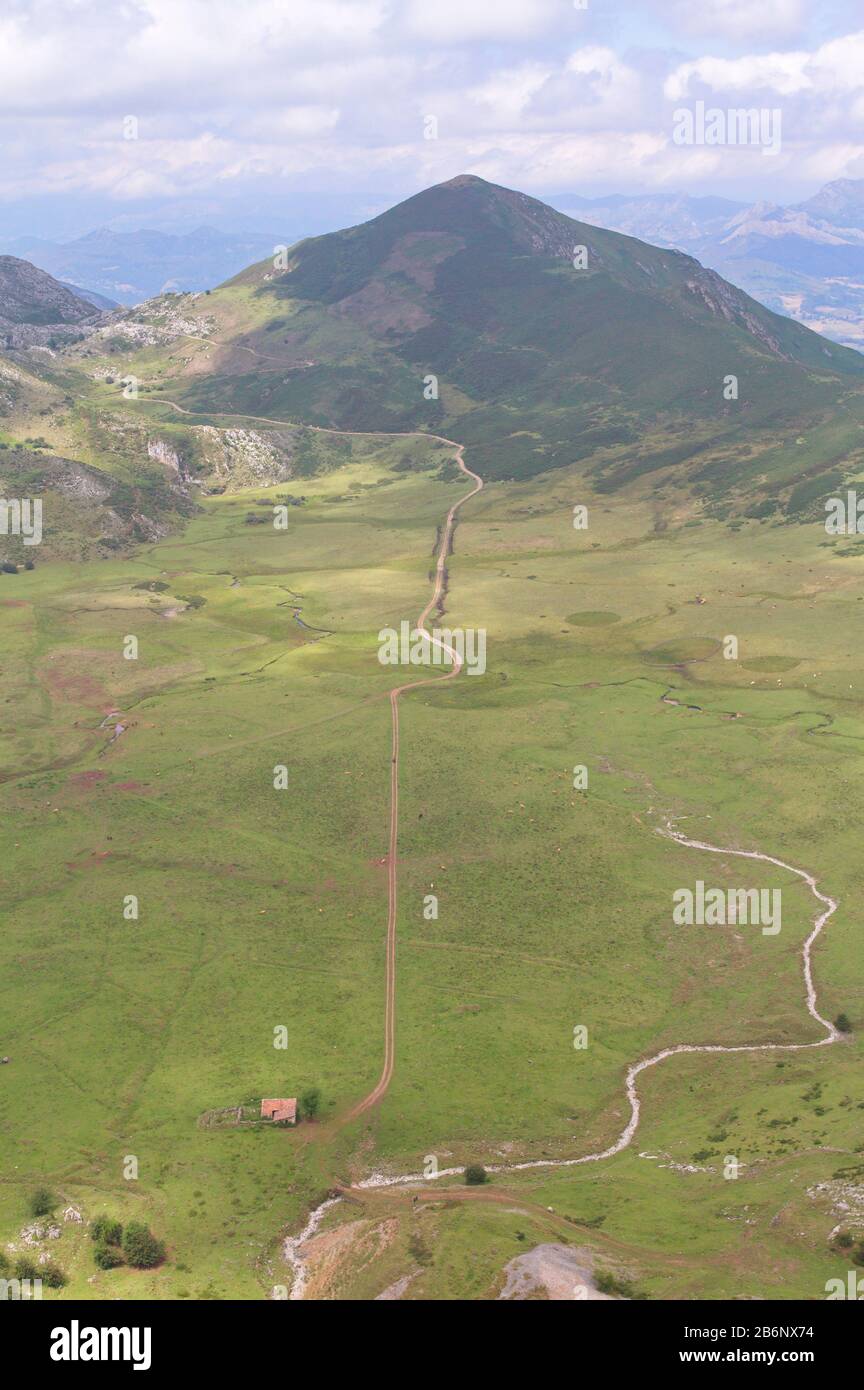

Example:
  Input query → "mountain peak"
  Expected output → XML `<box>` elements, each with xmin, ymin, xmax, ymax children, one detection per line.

<box><xmin>437</xmin><ymin>173</ymin><xmax>491</xmax><ymax>190</ymax></box>
<box><xmin>361</xmin><ymin>174</ymin><xmax>582</xmax><ymax>264</ymax></box>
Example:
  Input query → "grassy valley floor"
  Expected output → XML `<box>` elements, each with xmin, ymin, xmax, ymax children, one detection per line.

<box><xmin>0</xmin><ymin>434</ymin><xmax>862</xmax><ymax>1299</ymax></box>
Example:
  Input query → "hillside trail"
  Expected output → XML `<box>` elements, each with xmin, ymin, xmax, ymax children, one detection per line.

<box><xmin>129</xmin><ymin>376</ymin><xmax>842</xmax><ymax>1214</ymax></box>
<box><xmin>127</xmin><ymin>388</ymin><xmax>484</xmax><ymax>1122</ymax></box>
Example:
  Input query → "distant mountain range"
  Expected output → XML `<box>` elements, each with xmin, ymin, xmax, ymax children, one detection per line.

<box><xmin>0</xmin><ymin>227</ymin><xmax>282</xmax><ymax>306</ymax></box>
<box><xmin>552</xmin><ymin>179</ymin><xmax>864</xmax><ymax>350</ymax></box>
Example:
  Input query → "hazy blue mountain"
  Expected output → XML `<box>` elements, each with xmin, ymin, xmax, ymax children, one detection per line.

<box><xmin>0</xmin><ymin>227</ymin><xmax>283</xmax><ymax>305</ymax></box>
<box><xmin>57</xmin><ymin>280</ymin><xmax>117</xmax><ymax>310</ymax></box>
<box><xmin>548</xmin><ymin>192</ymin><xmax>745</xmax><ymax>252</ymax></box>
<box><xmin>795</xmin><ymin>179</ymin><xmax>864</xmax><ymax>229</ymax></box>
<box><xmin>547</xmin><ymin>182</ymin><xmax>864</xmax><ymax>351</ymax></box>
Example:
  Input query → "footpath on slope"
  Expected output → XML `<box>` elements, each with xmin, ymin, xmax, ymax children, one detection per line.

<box><xmin>125</xmin><ymin>364</ymin><xmax>843</xmax><ymax>1293</ymax></box>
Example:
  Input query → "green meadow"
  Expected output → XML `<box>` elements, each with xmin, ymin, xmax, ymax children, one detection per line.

<box><xmin>1</xmin><ymin>427</ymin><xmax>862</xmax><ymax>1299</ymax></box>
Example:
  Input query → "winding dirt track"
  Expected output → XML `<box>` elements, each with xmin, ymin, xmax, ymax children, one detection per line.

<box><xmin>133</xmin><ymin>391</ymin><xmax>841</xmax><ymax>1182</ymax></box>
<box><xmin>356</xmin><ymin>825</ymin><xmax>840</xmax><ymax>1187</ymax></box>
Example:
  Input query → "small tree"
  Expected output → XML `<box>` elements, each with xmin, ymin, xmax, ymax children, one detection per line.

<box><xmin>14</xmin><ymin>1255</ymin><xmax>39</xmax><ymax>1280</ymax></box>
<box><xmin>122</xmin><ymin>1222</ymin><xmax>165</xmax><ymax>1269</ymax></box>
<box><xmin>29</xmin><ymin>1187</ymin><xmax>56</xmax><ymax>1217</ymax></box>
<box><xmin>91</xmin><ymin>1216</ymin><xmax>122</xmax><ymax>1246</ymax></box>
<box><xmin>464</xmin><ymin>1164</ymin><xmax>487</xmax><ymax>1186</ymax></box>
<box><xmin>835</xmin><ymin>1013</ymin><xmax>852</xmax><ymax>1034</ymax></box>
<box><xmin>299</xmin><ymin>1087</ymin><xmax>321</xmax><ymax>1121</ymax></box>
<box><xmin>94</xmin><ymin>1245</ymin><xmax>125</xmax><ymax>1270</ymax></box>
<box><xmin>41</xmin><ymin>1261</ymin><xmax>67</xmax><ymax>1289</ymax></box>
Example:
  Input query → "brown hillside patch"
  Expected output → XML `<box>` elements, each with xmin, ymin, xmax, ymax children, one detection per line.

<box><xmin>334</xmin><ymin>234</ymin><xmax>462</xmax><ymax>335</ymax></box>
<box><xmin>39</xmin><ymin>649</ymin><xmax>200</xmax><ymax>707</ymax></box>
<box><xmin>68</xmin><ymin>770</ymin><xmax>107</xmax><ymax>789</ymax></box>
<box><xmin>39</xmin><ymin>650</ymin><xmax>112</xmax><ymax>707</ymax></box>
<box><xmin>65</xmin><ymin>849</ymin><xmax>112</xmax><ymax>871</ymax></box>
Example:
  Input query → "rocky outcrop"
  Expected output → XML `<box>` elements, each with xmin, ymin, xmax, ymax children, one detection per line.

<box><xmin>0</xmin><ymin>256</ymin><xmax>103</xmax><ymax>348</ymax></box>
<box><xmin>194</xmin><ymin>425</ymin><xmax>296</xmax><ymax>486</ymax></box>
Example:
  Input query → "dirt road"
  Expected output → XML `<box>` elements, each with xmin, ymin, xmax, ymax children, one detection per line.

<box><xmin>129</xmin><ymin>380</ymin><xmax>842</xmax><ymax>1182</ymax></box>
<box><xmin>345</xmin><ymin>442</ymin><xmax>483</xmax><ymax>1120</ymax></box>
<box><xmin>128</xmin><ymin>386</ymin><xmax>485</xmax><ymax>1121</ymax></box>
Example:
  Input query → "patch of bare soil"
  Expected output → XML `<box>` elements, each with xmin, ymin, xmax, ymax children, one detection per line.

<box><xmin>299</xmin><ymin>1217</ymin><xmax>399</xmax><ymax>1300</ymax></box>
<box><xmin>65</xmin><ymin>849</ymin><xmax>112</xmax><ymax>872</ymax></box>
<box><xmin>68</xmin><ymin>770</ymin><xmax>107</xmax><ymax>789</ymax></box>
<box><xmin>40</xmin><ymin>651</ymin><xmax>111</xmax><ymax>708</ymax></box>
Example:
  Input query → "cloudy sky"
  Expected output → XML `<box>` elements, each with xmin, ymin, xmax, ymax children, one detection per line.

<box><xmin>2</xmin><ymin>0</ymin><xmax>864</xmax><ymax>238</ymax></box>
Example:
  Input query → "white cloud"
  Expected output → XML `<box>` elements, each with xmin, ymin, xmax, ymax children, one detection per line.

<box><xmin>809</xmin><ymin>32</ymin><xmax>864</xmax><ymax>93</ymax></box>
<box><xmin>0</xmin><ymin>0</ymin><xmax>863</xmax><ymax>213</ymax></box>
<box><xmin>666</xmin><ymin>31</ymin><xmax>864</xmax><ymax>102</ymax></box>
<box><xmin>402</xmin><ymin>0</ymin><xmax>561</xmax><ymax>43</ymax></box>
<box><xmin>664</xmin><ymin>53</ymin><xmax>811</xmax><ymax>101</ymax></box>
<box><xmin>652</xmin><ymin>0</ymin><xmax>806</xmax><ymax>43</ymax></box>
<box><xmin>564</xmin><ymin>46</ymin><xmax>642</xmax><ymax>111</ymax></box>
<box><xmin>468</xmin><ymin>64</ymin><xmax>552</xmax><ymax>124</ymax></box>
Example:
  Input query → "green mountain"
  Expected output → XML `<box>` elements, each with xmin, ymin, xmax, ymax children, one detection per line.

<box><xmin>173</xmin><ymin>175</ymin><xmax>864</xmax><ymax>506</ymax></box>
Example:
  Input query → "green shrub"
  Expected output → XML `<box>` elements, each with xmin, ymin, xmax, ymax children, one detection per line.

<box><xmin>595</xmin><ymin>1269</ymin><xmax>646</xmax><ymax>1299</ymax></box>
<box><xmin>94</xmin><ymin>1244</ymin><xmax>125</xmax><ymax>1270</ymax></box>
<box><xmin>41</xmin><ymin>1261</ymin><xmax>67</xmax><ymax>1289</ymax></box>
<box><xmin>122</xmin><ymin>1222</ymin><xmax>165</xmax><ymax>1269</ymax></box>
<box><xmin>464</xmin><ymin>1164</ymin><xmax>487</xmax><ymax>1186</ymax></box>
<box><xmin>28</xmin><ymin>1187</ymin><xmax>56</xmax><ymax>1217</ymax></box>
<box><xmin>91</xmin><ymin>1216</ymin><xmax>122</xmax><ymax>1246</ymax></box>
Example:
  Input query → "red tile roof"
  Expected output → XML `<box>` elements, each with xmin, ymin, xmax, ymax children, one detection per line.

<box><xmin>260</xmin><ymin>1097</ymin><xmax>297</xmax><ymax>1123</ymax></box>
